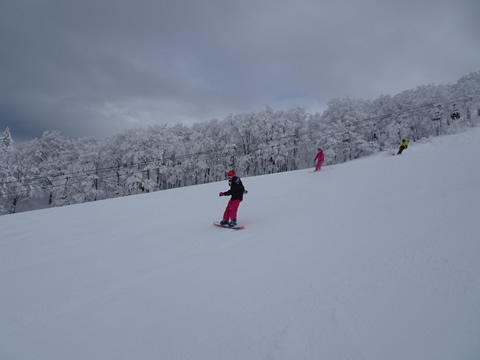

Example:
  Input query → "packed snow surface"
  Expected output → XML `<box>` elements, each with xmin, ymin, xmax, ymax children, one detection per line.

<box><xmin>1</xmin><ymin>128</ymin><xmax>480</xmax><ymax>360</ymax></box>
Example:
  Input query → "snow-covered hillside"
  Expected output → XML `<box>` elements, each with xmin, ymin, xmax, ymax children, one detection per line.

<box><xmin>1</xmin><ymin>129</ymin><xmax>480</xmax><ymax>360</ymax></box>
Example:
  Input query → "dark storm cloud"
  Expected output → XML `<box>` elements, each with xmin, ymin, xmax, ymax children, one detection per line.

<box><xmin>1</xmin><ymin>0</ymin><xmax>479</xmax><ymax>141</ymax></box>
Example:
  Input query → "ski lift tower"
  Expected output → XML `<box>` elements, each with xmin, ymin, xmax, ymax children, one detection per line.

<box><xmin>341</xmin><ymin>123</ymin><xmax>352</xmax><ymax>162</ymax></box>
<box><xmin>432</xmin><ymin>104</ymin><xmax>442</xmax><ymax>121</ymax></box>
<box><xmin>371</xmin><ymin>122</ymin><xmax>378</xmax><ymax>141</ymax></box>
<box><xmin>431</xmin><ymin>104</ymin><xmax>442</xmax><ymax>135</ymax></box>
<box><xmin>396</xmin><ymin>112</ymin><xmax>409</xmax><ymax>141</ymax></box>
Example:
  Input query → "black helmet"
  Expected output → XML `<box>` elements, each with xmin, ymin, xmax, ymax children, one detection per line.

<box><xmin>402</xmin><ymin>139</ymin><xmax>406</xmax><ymax>142</ymax></box>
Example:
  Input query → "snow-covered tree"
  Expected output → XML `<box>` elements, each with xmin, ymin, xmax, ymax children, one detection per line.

<box><xmin>1</xmin><ymin>127</ymin><xmax>14</xmax><ymax>152</ymax></box>
<box><xmin>0</xmin><ymin>143</ymin><xmax>39</xmax><ymax>214</ymax></box>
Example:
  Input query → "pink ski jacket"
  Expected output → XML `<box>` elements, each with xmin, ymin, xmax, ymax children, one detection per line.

<box><xmin>315</xmin><ymin>150</ymin><xmax>324</xmax><ymax>163</ymax></box>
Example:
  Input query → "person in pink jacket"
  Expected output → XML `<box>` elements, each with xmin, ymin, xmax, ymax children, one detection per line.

<box><xmin>314</xmin><ymin>148</ymin><xmax>324</xmax><ymax>171</ymax></box>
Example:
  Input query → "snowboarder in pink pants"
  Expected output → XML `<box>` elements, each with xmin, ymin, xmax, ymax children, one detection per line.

<box><xmin>314</xmin><ymin>148</ymin><xmax>324</xmax><ymax>171</ymax></box>
<box><xmin>219</xmin><ymin>169</ymin><xmax>246</xmax><ymax>227</ymax></box>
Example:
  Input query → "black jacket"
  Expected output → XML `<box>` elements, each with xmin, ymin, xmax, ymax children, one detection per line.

<box><xmin>223</xmin><ymin>176</ymin><xmax>245</xmax><ymax>201</ymax></box>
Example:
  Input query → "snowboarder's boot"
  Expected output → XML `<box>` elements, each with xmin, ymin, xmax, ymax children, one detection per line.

<box><xmin>229</xmin><ymin>219</ymin><xmax>237</xmax><ymax>227</ymax></box>
<box><xmin>220</xmin><ymin>219</ymin><xmax>229</xmax><ymax>225</ymax></box>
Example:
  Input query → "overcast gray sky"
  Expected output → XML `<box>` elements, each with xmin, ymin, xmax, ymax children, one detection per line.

<box><xmin>1</xmin><ymin>0</ymin><xmax>479</xmax><ymax>141</ymax></box>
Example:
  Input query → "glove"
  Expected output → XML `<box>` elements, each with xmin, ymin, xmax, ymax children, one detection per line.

<box><xmin>219</xmin><ymin>192</ymin><xmax>224</xmax><ymax>197</ymax></box>
<box><xmin>244</xmin><ymin>190</ymin><xmax>248</xmax><ymax>194</ymax></box>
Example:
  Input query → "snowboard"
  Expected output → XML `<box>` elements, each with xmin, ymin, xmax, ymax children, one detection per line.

<box><xmin>213</xmin><ymin>222</ymin><xmax>245</xmax><ymax>230</ymax></box>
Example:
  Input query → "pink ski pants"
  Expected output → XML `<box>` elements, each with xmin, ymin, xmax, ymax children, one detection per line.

<box><xmin>223</xmin><ymin>199</ymin><xmax>242</xmax><ymax>221</ymax></box>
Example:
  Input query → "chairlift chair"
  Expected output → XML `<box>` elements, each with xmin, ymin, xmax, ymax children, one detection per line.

<box><xmin>450</xmin><ymin>104</ymin><xmax>460</xmax><ymax>120</ymax></box>
<box><xmin>451</xmin><ymin>112</ymin><xmax>460</xmax><ymax>120</ymax></box>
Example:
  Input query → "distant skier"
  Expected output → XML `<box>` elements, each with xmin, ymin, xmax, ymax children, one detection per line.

<box><xmin>397</xmin><ymin>139</ymin><xmax>408</xmax><ymax>155</ymax></box>
<box><xmin>219</xmin><ymin>169</ymin><xmax>246</xmax><ymax>226</ymax></box>
<box><xmin>314</xmin><ymin>148</ymin><xmax>324</xmax><ymax>171</ymax></box>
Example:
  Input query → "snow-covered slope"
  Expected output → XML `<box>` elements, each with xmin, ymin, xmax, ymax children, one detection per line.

<box><xmin>1</xmin><ymin>129</ymin><xmax>480</xmax><ymax>360</ymax></box>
